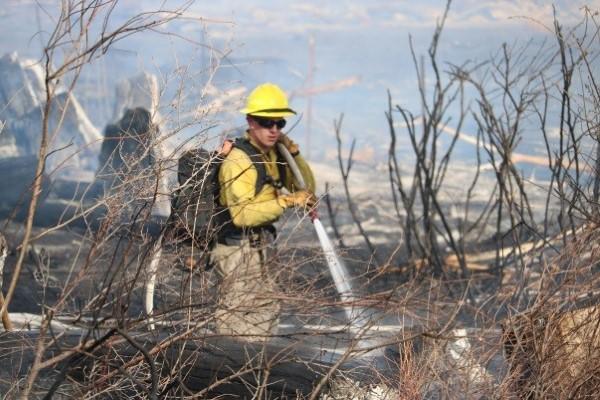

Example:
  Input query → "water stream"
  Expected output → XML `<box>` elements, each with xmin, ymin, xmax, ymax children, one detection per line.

<box><xmin>313</xmin><ymin>217</ymin><xmax>384</xmax><ymax>358</ymax></box>
<box><xmin>313</xmin><ymin>217</ymin><xmax>357</xmax><ymax>321</ymax></box>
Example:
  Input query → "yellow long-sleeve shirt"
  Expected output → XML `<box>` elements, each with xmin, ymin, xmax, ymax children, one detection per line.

<box><xmin>218</xmin><ymin>137</ymin><xmax>315</xmax><ymax>228</ymax></box>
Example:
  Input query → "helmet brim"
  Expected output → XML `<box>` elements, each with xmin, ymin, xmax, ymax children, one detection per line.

<box><xmin>241</xmin><ymin>108</ymin><xmax>297</xmax><ymax>117</ymax></box>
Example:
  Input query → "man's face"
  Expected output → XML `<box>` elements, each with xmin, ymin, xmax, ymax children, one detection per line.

<box><xmin>247</xmin><ymin>116</ymin><xmax>286</xmax><ymax>151</ymax></box>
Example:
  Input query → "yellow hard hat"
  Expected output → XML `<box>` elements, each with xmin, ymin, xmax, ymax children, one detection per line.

<box><xmin>240</xmin><ymin>83</ymin><xmax>296</xmax><ymax>117</ymax></box>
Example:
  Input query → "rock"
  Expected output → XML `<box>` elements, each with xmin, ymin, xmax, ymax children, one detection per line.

<box><xmin>0</xmin><ymin>52</ymin><xmax>102</xmax><ymax>175</ymax></box>
<box><xmin>10</xmin><ymin>91</ymin><xmax>101</xmax><ymax>174</ymax></box>
<box><xmin>0</xmin><ymin>52</ymin><xmax>45</xmax><ymax>120</ymax></box>
<box><xmin>0</xmin><ymin>52</ymin><xmax>45</xmax><ymax>158</ymax></box>
<box><xmin>97</xmin><ymin>107</ymin><xmax>170</xmax><ymax>217</ymax></box>
<box><xmin>109</xmin><ymin>73</ymin><xmax>170</xmax><ymax>216</ymax></box>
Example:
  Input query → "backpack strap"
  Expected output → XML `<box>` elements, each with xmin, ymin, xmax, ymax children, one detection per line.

<box><xmin>233</xmin><ymin>137</ymin><xmax>287</xmax><ymax>194</ymax></box>
<box><xmin>275</xmin><ymin>151</ymin><xmax>288</xmax><ymax>189</ymax></box>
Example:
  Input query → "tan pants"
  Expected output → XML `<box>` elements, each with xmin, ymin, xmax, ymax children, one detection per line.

<box><xmin>210</xmin><ymin>239</ymin><xmax>279</xmax><ymax>341</ymax></box>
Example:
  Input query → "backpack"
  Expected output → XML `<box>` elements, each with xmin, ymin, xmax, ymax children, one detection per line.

<box><xmin>170</xmin><ymin>137</ymin><xmax>287</xmax><ymax>247</ymax></box>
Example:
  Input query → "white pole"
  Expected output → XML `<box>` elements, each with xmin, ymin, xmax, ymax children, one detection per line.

<box><xmin>145</xmin><ymin>232</ymin><xmax>163</xmax><ymax>330</ymax></box>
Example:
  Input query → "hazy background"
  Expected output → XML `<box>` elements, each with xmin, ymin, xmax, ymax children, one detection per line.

<box><xmin>0</xmin><ymin>0</ymin><xmax>596</xmax><ymax>167</ymax></box>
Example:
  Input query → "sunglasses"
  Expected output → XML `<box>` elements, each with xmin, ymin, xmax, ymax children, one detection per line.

<box><xmin>252</xmin><ymin>116</ymin><xmax>286</xmax><ymax>130</ymax></box>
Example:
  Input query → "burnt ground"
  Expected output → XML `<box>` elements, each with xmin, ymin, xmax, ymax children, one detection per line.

<box><xmin>0</xmin><ymin>212</ymin><xmax>514</xmax><ymax>398</ymax></box>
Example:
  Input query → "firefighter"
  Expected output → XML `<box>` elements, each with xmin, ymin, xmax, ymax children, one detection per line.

<box><xmin>211</xmin><ymin>83</ymin><xmax>316</xmax><ymax>340</ymax></box>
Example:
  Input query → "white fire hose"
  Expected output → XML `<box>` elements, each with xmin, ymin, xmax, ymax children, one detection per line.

<box><xmin>276</xmin><ymin>143</ymin><xmax>357</xmax><ymax>322</ymax></box>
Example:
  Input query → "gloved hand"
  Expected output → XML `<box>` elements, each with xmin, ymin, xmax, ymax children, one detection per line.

<box><xmin>278</xmin><ymin>134</ymin><xmax>300</xmax><ymax>156</ymax></box>
<box><xmin>278</xmin><ymin>190</ymin><xmax>317</xmax><ymax>209</ymax></box>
